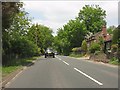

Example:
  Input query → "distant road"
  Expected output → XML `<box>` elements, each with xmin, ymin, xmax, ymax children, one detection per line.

<box><xmin>5</xmin><ymin>55</ymin><xmax>118</xmax><ymax>88</ymax></box>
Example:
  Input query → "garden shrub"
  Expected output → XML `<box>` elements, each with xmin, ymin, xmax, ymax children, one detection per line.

<box><xmin>81</xmin><ymin>40</ymin><xmax>87</xmax><ymax>53</ymax></box>
<box><xmin>72</xmin><ymin>47</ymin><xmax>82</xmax><ymax>54</ymax></box>
<box><xmin>89</xmin><ymin>43</ymin><xmax>100</xmax><ymax>53</ymax></box>
<box><xmin>111</xmin><ymin>44</ymin><xmax>118</xmax><ymax>53</ymax></box>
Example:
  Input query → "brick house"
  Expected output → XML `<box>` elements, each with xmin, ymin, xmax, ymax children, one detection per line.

<box><xmin>85</xmin><ymin>26</ymin><xmax>112</xmax><ymax>53</ymax></box>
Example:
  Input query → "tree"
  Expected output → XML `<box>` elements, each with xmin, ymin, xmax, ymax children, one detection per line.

<box><xmin>27</xmin><ymin>24</ymin><xmax>54</xmax><ymax>53</ymax></box>
<box><xmin>2</xmin><ymin>2</ymin><xmax>39</xmax><ymax>65</ymax></box>
<box><xmin>112</xmin><ymin>27</ymin><xmax>119</xmax><ymax>44</ymax></box>
<box><xmin>78</xmin><ymin>5</ymin><xmax>106</xmax><ymax>34</ymax></box>
<box><xmin>2</xmin><ymin>2</ymin><xmax>23</xmax><ymax>65</ymax></box>
<box><xmin>55</xmin><ymin>18</ymin><xmax>87</xmax><ymax>55</ymax></box>
<box><xmin>2</xmin><ymin>2</ymin><xmax>23</xmax><ymax>30</ymax></box>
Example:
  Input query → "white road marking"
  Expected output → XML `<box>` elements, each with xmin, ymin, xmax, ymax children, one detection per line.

<box><xmin>62</xmin><ymin>61</ymin><xmax>69</xmax><ymax>65</ymax></box>
<box><xmin>74</xmin><ymin>68</ymin><xmax>103</xmax><ymax>86</ymax></box>
<box><xmin>56</xmin><ymin>56</ymin><xmax>69</xmax><ymax>65</ymax></box>
<box><xmin>5</xmin><ymin>70</ymin><xmax>23</xmax><ymax>87</ymax></box>
<box><xmin>56</xmin><ymin>56</ymin><xmax>62</xmax><ymax>61</ymax></box>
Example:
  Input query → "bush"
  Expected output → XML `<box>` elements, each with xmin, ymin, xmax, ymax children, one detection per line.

<box><xmin>109</xmin><ymin>57</ymin><xmax>119</xmax><ymax>65</ymax></box>
<box><xmin>70</xmin><ymin>52</ymin><xmax>83</xmax><ymax>58</ymax></box>
<box><xmin>111</xmin><ymin>44</ymin><xmax>118</xmax><ymax>53</ymax></box>
<box><xmin>72</xmin><ymin>47</ymin><xmax>82</xmax><ymax>54</ymax></box>
<box><xmin>11</xmin><ymin>37</ymin><xmax>39</xmax><ymax>58</ymax></box>
<box><xmin>81</xmin><ymin>40</ymin><xmax>87</xmax><ymax>53</ymax></box>
<box><xmin>94</xmin><ymin>51</ymin><xmax>101</xmax><ymax>55</ymax></box>
<box><xmin>89</xmin><ymin>43</ymin><xmax>100</xmax><ymax>53</ymax></box>
<box><xmin>112</xmin><ymin>28</ymin><xmax>119</xmax><ymax>44</ymax></box>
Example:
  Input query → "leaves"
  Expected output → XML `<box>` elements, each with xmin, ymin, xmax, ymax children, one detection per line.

<box><xmin>27</xmin><ymin>24</ymin><xmax>54</xmax><ymax>51</ymax></box>
<box><xmin>78</xmin><ymin>5</ymin><xmax>106</xmax><ymax>34</ymax></box>
<box><xmin>54</xmin><ymin>5</ymin><xmax>106</xmax><ymax>55</ymax></box>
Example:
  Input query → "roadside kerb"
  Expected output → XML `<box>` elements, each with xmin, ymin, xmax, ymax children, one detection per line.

<box><xmin>68</xmin><ymin>56</ymin><xmax>118</xmax><ymax>67</ymax></box>
<box><xmin>1</xmin><ymin>60</ymin><xmax>36</xmax><ymax>89</ymax></box>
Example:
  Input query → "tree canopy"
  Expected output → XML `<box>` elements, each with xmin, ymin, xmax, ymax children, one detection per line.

<box><xmin>2</xmin><ymin>2</ymin><xmax>54</xmax><ymax>65</ymax></box>
<box><xmin>54</xmin><ymin>5</ymin><xmax>106</xmax><ymax>55</ymax></box>
<box><xmin>78</xmin><ymin>5</ymin><xmax>106</xmax><ymax>34</ymax></box>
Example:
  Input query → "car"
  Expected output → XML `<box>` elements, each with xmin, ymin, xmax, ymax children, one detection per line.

<box><xmin>54</xmin><ymin>51</ymin><xmax>58</xmax><ymax>55</ymax></box>
<box><xmin>45</xmin><ymin>48</ymin><xmax>55</xmax><ymax>58</ymax></box>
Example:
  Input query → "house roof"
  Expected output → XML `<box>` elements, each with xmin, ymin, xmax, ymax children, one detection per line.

<box><xmin>85</xmin><ymin>25</ymin><xmax>112</xmax><ymax>42</ymax></box>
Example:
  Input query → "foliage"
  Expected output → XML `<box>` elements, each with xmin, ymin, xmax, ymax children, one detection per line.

<box><xmin>107</xmin><ymin>25</ymin><xmax>116</xmax><ymax>35</ymax></box>
<box><xmin>11</xmin><ymin>37</ymin><xmax>39</xmax><ymax>57</ymax></box>
<box><xmin>112</xmin><ymin>27</ymin><xmax>119</xmax><ymax>44</ymax></box>
<box><xmin>72</xmin><ymin>47</ymin><xmax>82</xmax><ymax>53</ymax></box>
<box><xmin>2</xmin><ymin>66</ymin><xmax>21</xmax><ymax>77</ymax></box>
<box><xmin>81</xmin><ymin>40</ymin><xmax>87</xmax><ymax>53</ymax></box>
<box><xmin>2</xmin><ymin>2</ymin><xmax>23</xmax><ymax>30</ymax></box>
<box><xmin>2</xmin><ymin>2</ymin><xmax>43</xmax><ymax>65</ymax></box>
<box><xmin>54</xmin><ymin>5</ymin><xmax>106</xmax><ymax>55</ymax></box>
<box><xmin>2</xmin><ymin>56</ymin><xmax>39</xmax><ymax>77</ymax></box>
<box><xmin>98</xmin><ymin>36</ymin><xmax>104</xmax><ymax>45</ymax></box>
<box><xmin>111</xmin><ymin>44</ymin><xmax>118</xmax><ymax>53</ymax></box>
<box><xmin>70</xmin><ymin>53</ymin><xmax>83</xmax><ymax>58</ymax></box>
<box><xmin>98</xmin><ymin>36</ymin><xmax>104</xmax><ymax>50</ymax></box>
<box><xmin>94</xmin><ymin>51</ymin><xmax>101</xmax><ymax>55</ymax></box>
<box><xmin>27</xmin><ymin>24</ymin><xmax>54</xmax><ymax>52</ymax></box>
<box><xmin>2</xmin><ymin>2</ymin><xmax>25</xmax><ymax>65</ymax></box>
<box><xmin>109</xmin><ymin>57</ymin><xmax>119</xmax><ymax>65</ymax></box>
<box><xmin>55</xmin><ymin>18</ymin><xmax>86</xmax><ymax>55</ymax></box>
<box><xmin>89</xmin><ymin>43</ymin><xmax>100</xmax><ymax>53</ymax></box>
<box><xmin>78</xmin><ymin>5</ymin><xmax>106</xmax><ymax>34</ymax></box>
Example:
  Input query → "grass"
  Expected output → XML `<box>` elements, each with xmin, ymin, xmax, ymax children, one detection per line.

<box><xmin>109</xmin><ymin>60</ymin><xmax>120</xmax><ymax>65</ymax></box>
<box><xmin>109</xmin><ymin>57</ymin><xmax>120</xmax><ymax>65</ymax></box>
<box><xmin>2</xmin><ymin>66</ymin><xmax>22</xmax><ymax>77</ymax></box>
<box><xmin>2</xmin><ymin>56</ymin><xmax>40</xmax><ymax>78</ymax></box>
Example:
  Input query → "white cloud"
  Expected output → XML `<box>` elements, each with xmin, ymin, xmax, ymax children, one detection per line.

<box><xmin>22</xmin><ymin>1</ymin><xmax>118</xmax><ymax>36</ymax></box>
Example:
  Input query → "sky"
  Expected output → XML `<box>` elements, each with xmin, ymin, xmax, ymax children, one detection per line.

<box><xmin>22</xmin><ymin>1</ymin><xmax>118</xmax><ymax>36</ymax></box>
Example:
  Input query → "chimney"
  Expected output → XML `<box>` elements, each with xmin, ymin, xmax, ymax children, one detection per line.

<box><xmin>102</xmin><ymin>25</ymin><xmax>107</xmax><ymax>37</ymax></box>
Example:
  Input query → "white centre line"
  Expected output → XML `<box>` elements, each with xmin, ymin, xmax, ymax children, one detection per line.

<box><xmin>56</xmin><ymin>56</ymin><xmax>62</xmax><ymax>61</ymax></box>
<box><xmin>74</xmin><ymin>68</ymin><xmax>103</xmax><ymax>86</ymax></box>
<box><xmin>62</xmin><ymin>61</ymin><xmax>69</xmax><ymax>65</ymax></box>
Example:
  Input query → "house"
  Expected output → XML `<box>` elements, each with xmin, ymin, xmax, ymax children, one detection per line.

<box><xmin>85</xmin><ymin>25</ymin><xmax>112</xmax><ymax>53</ymax></box>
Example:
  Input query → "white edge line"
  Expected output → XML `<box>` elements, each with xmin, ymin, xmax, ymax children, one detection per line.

<box><xmin>74</xmin><ymin>68</ymin><xmax>103</xmax><ymax>86</ymax></box>
<box><xmin>63</xmin><ymin>61</ymin><xmax>69</xmax><ymax>66</ymax></box>
<box><xmin>5</xmin><ymin>70</ymin><xmax>23</xmax><ymax>87</ymax></box>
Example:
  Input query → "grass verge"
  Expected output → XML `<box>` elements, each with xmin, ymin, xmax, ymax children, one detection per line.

<box><xmin>2</xmin><ymin>56</ymin><xmax>40</xmax><ymax>78</ymax></box>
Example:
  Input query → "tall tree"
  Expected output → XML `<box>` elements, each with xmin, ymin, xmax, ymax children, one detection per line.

<box><xmin>56</xmin><ymin>18</ymin><xmax>87</xmax><ymax>55</ymax></box>
<box><xmin>27</xmin><ymin>24</ymin><xmax>54</xmax><ymax>52</ymax></box>
<box><xmin>78</xmin><ymin>5</ymin><xmax>106</xmax><ymax>34</ymax></box>
<box><xmin>2</xmin><ymin>2</ymin><xmax>23</xmax><ymax>64</ymax></box>
<box><xmin>2</xmin><ymin>2</ymin><xmax>23</xmax><ymax>30</ymax></box>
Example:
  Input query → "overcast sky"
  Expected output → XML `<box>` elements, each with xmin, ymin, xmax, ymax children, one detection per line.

<box><xmin>22</xmin><ymin>1</ymin><xmax>118</xmax><ymax>36</ymax></box>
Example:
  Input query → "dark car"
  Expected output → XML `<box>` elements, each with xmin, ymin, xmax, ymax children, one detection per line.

<box><xmin>45</xmin><ymin>48</ymin><xmax>55</xmax><ymax>58</ymax></box>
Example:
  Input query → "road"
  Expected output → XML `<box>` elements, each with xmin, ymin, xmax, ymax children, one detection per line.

<box><xmin>5</xmin><ymin>55</ymin><xmax>118</xmax><ymax>88</ymax></box>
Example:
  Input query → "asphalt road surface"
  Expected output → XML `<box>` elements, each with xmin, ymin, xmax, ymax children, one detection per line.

<box><xmin>5</xmin><ymin>55</ymin><xmax>118</xmax><ymax>88</ymax></box>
